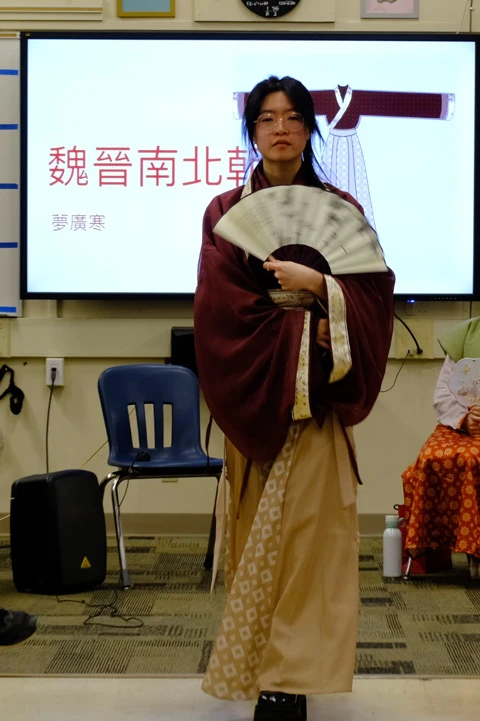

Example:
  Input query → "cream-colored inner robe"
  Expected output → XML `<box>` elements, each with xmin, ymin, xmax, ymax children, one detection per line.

<box><xmin>203</xmin><ymin>285</ymin><xmax>360</xmax><ymax>701</ymax></box>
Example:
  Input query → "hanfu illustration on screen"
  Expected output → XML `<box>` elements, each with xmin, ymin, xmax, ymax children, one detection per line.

<box><xmin>236</xmin><ymin>86</ymin><xmax>455</xmax><ymax>229</ymax></box>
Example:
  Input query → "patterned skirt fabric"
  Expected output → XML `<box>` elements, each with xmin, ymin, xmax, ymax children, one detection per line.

<box><xmin>402</xmin><ymin>424</ymin><xmax>480</xmax><ymax>558</ymax></box>
<box><xmin>321</xmin><ymin>129</ymin><xmax>376</xmax><ymax>229</ymax></box>
<box><xmin>202</xmin><ymin>415</ymin><xmax>359</xmax><ymax>701</ymax></box>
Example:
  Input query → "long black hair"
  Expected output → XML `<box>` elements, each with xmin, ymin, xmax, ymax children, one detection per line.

<box><xmin>241</xmin><ymin>75</ymin><xmax>328</xmax><ymax>188</ymax></box>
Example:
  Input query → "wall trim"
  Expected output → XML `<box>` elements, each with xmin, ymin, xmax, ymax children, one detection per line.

<box><xmin>0</xmin><ymin>315</ymin><xmax>464</xmax><ymax>360</ymax></box>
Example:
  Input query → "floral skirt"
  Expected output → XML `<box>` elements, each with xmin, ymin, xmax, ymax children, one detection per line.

<box><xmin>402</xmin><ymin>424</ymin><xmax>480</xmax><ymax>558</ymax></box>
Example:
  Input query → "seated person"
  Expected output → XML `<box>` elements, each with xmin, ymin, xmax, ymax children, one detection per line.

<box><xmin>402</xmin><ymin>317</ymin><xmax>480</xmax><ymax>578</ymax></box>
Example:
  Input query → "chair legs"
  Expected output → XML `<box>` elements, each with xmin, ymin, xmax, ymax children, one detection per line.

<box><xmin>100</xmin><ymin>472</ymin><xmax>132</xmax><ymax>589</ymax></box>
<box><xmin>402</xmin><ymin>556</ymin><xmax>413</xmax><ymax>579</ymax></box>
<box><xmin>99</xmin><ymin>471</ymin><xmax>120</xmax><ymax>501</ymax></box>
<box><xmin>101</xmin><ymin>471</ymin><xmax>222</xmax><ymax>586</ymax></box>
<box><xmin>204</xmin><ymin>475</ymin><xmax>220</xmax><ymax>571</ymax></box>
<box><xmin>402</xmin><ymin>549</ymin><xmax>427</xmax><ymax>580</ymax></box>
<box><xmin>111</xmin><ymin>476</ymin><xmax>132</xmax><ymax>589</ymax></box>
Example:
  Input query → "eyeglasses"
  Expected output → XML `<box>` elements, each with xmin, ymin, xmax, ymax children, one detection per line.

<box><xmin>254</xmin><ymin>112</ymin><xmax>305</xmax><ymax>134</ymax></box>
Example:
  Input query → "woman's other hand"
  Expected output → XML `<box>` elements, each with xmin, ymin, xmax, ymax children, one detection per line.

<box><xmin>463</xmin><ymin>405</ymin><xmax>480</xmax><ymax>436</ymax></box>
<box><xmin>263</xmin><ymin>256</ymin><xmax>326</xmax><ymax>298</ymax></box>
<box><xmin>317</xmin><ymin>319</ymin><xmax>331</xmax><ymax>351</ymax></box>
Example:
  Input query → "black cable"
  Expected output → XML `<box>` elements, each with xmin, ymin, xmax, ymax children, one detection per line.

<box><xmin>393</xmin><ymin>313</ymin><xmax>423</xmax><ymax>355</ymax></box>
<box><xmin>45</xmin><ymin>368</ymin><xmax>56</xmax><ymax>473</ymax></box>
<box><xmin>119</xmin><ymin>479</ymin><xmax>130</xmax><ymax>507</ymax></box>
<box><xmin>118</xmin><ymin>451</ymin><xmax>149</xmax><ymax>507</ymax></box>
<box><xmin>382</xmin><ymin>300</ymin><xmax>425</xmax><ymax>394</ymax></box>
<box><xmin>459</xmin><ymin>0</ymin><xmax>473</xmax><ymax>32</ymax></box>
<box><xmin>118</xmin><ymin>460</ymin><xmax>137</xmax><ymax>508</ymax></box>
<box><xmin>380</xmin><ymin>351</ymin><xmax>409</xmax><ymax>393</ymax></box>
<box><xmin>55</xmin><ymin>591</ymin><xmax>144</xmax><ymax>629</ymax></box>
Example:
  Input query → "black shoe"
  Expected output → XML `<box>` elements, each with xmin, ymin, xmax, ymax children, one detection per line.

<box><xmin>0</xmin><ymin>609</ymin><xmax>38</xmax><ymax>646</ymax></box>
<box><xmin>254</xmin><ymin>691</ymin><xmax>307</xmax><ymax>721</ymax></box>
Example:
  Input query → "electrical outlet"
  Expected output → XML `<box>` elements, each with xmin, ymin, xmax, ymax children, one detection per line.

<box><xmin>46</xmin><ymin>358</ymin><xmax>65</xmax><ymax>386</ymax></box>
<box><xmin>395</xmin><ymin>319</ymin><xmax>433</xmax><ymax>359</ymax></box>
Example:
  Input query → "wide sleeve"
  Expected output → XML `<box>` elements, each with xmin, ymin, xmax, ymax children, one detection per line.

<box><xmin>314</xmin><ymin>270</ymin><xmax>396</xmax><ymax>428</ymax></box>
<box><xmin>194</xmin><ymin>196</ymin><xmax>307</xmax><ymax>463</ymax></box>
<box><xmin>351</xmin><ymin>90</ymin><xmax>455</xmax><ymax>121</ymax></box>
<box><xmin>305</xmin><ymin>184</ymin><xmax>395</xmax><ymax>428</ymax></box>
<box><xmin>433</xmin><ymin>355</ymin><xmax>468</xmax><ymax>430</ymax></box>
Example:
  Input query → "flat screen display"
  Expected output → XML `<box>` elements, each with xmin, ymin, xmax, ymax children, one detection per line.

<box><xmin>21</xmin><ymin>32</ymin><xmax>478</xmax><ymax>299</ymax></box>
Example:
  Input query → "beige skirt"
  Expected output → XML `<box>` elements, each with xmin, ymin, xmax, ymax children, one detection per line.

<box><xmin>202</xmin><ymin>414</ymin><xmax>360</xmax><ymax>701</ymax></box>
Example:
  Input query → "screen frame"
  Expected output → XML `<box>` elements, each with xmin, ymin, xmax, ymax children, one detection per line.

<box><xmin>20</xmin><ymin>30</ymin><xmax>480</xmax><ymax>302</ymax></box>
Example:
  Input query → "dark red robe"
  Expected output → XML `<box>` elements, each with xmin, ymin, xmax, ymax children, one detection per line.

<box><xmin>194</xmin><ymin>164</ymin><xmax>395</xmax><ymax>462</ymax></box>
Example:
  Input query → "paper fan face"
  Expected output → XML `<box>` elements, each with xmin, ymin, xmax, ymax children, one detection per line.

<box><xmin>213</xmin><ymin>185</ymin><xmax>387</xmax><ymax>275</ymax></box>
<box><xmin>447</xmin><ymin>358</ymin><xmax>480</xmax><ymax>409</ymax></box>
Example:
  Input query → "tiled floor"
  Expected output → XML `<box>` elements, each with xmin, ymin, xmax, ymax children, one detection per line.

<box><xmin>0</xmin><ymin>677</ymin><xmax>477</xmax><ymax>720</ymax></box>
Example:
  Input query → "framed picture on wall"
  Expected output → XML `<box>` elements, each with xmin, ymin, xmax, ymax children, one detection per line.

<box><xmin>117</xmin><ymin>0</ymin><xmax>175</xmax><ymax>18</ymax></box>
<box><xmin>361</xmin><ymin>0</ymin><xmax>419</xmax><ymax>18</ymax></box>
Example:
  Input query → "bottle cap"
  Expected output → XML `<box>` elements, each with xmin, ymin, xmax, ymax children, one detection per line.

<box><xmin>385</xmin><ymin>514</ymin><xmax>400</xmax><ymax>528</ymax></box>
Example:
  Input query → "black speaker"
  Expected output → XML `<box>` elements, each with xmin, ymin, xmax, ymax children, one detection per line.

<box><xmin>170</xmin><ymin>326</ymin><xmax>197</xmax><ymax>376</ymax></box>
<box><xmin>10</xmin><ymin>470</ymin><xmax>107</xmax><ymax>594</ymax></box>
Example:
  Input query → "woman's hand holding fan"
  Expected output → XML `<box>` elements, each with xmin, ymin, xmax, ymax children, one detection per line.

<box><xmin>263</xmin><ymin>254</ymin><xmax>326</xmax><ymax>297</ymax></box>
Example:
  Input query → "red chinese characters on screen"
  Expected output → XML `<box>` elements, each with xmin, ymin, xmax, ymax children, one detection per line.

<box><xmin>139</xmin><ymin>147</ymin><xmax>177</xmax><ymax>187</ymax></box>
<box><xmin>49</xmin><ymin>146</ymin><xmax>88</xmax><ymax>186</ymax></box>
<box><xmin>95</xmin><ymin>147</ymin><xmax>132</xmax><ymax>187</ymax></box>
<box><xmin>227</xmin><ymin>146</ymin><xmax>247</xmax><ymax>187</ymax></box>
<box><xmin>183</xmin><ymin>146</ymin><xmax>222</xmax><ymax>186</ymax></box>
<box><xmin>48</xmin><ymin>146</ymin><xmax>248</xmax><ymax>188</ymax></box>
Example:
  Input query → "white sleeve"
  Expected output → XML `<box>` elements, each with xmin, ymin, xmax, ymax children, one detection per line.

<box><xmin>433</xmin><ymin>355</ymin><xmax>467</xmax><ymax>430</ymax></box>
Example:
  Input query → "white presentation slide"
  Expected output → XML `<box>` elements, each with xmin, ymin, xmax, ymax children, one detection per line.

<box><xmin>25</xmin><ymin>37</ymin><xmax>475</xmax><ymax>296</ymax></box>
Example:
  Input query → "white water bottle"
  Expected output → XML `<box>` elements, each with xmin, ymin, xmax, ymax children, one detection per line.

<box><xmin>383</xmin><ymin>514</ymin><xmax>402</xmax><ymax>577</ymax></box>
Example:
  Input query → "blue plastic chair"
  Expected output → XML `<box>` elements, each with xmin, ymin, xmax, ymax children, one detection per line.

<box><xmin>98</xmin><ymin>364</ymin><xmax>223</xmax><ymax>589</ymax></box>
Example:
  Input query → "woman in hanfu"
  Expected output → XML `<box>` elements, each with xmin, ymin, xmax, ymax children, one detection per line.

<box><xmin>402</xmin><ymin>318</ymin><xmax>480</xmax><ymax>581</ymax></box>
<box><xmin>194</xmin><ymin>76</ymin><xmax>395</xmax><ymax>721</ymax></box>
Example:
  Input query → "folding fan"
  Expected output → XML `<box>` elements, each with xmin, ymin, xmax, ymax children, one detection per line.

<box><xmin>447</xmin><ymin>358</ymin><xmax>480</xmax><ymax>409</ymax></box>
<box><xmin>213</xmin><ymin>185</ymin><xmax>387</xmax><ymax>275</ymax></box>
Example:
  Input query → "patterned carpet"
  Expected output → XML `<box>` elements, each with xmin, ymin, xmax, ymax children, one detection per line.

<box><xmin>0</xmin><ymin>536</ymin><xmax>479</xmax><ymax>677</ymax></box>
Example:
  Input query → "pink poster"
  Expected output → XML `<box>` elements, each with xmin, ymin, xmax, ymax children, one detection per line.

<box><xmin>362</xmin><ymin>0</ymin><xmax>419</xmax><ymax>17</ymax></box>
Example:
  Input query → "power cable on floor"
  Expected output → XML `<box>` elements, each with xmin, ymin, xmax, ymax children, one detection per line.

<box><xmin>55</xmin><ymin>590</ymin><xmax>144</xmax><ymax>629</ymax></box>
